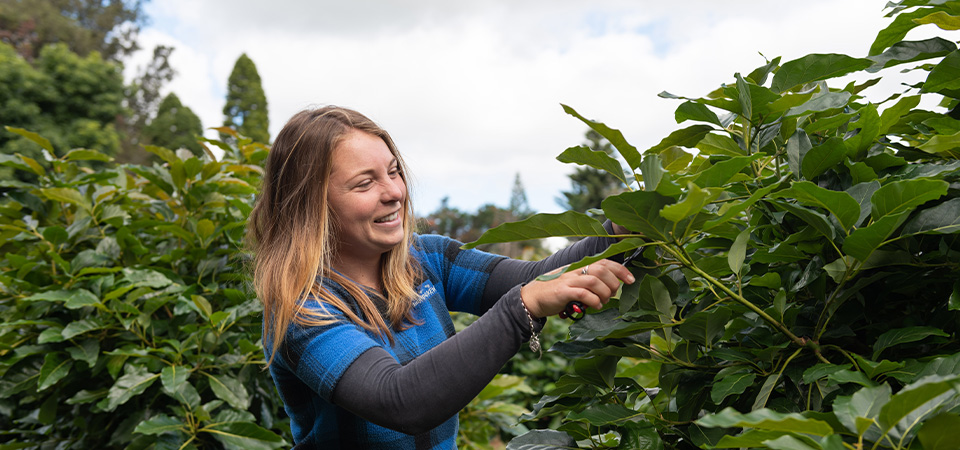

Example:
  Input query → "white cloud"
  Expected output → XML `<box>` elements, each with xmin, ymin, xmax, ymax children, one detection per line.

<box><xmin>129</xmin><ymin>0</ymin><xmax>929</xmax><ymax>215</ymax></box>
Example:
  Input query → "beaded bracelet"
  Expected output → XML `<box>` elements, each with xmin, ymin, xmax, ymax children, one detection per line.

<box><xmin>520</xmin><ymin>299</ymin><xmax>542</xmax><ymax>359</ymax></box>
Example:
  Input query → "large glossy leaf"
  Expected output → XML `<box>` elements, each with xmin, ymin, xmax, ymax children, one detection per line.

<box><xmin>103</xmin><ymin>365</ymin><xmax>159</xmax><ymax>412</ymax></box>
<box><xmin>711</xmin><ymin>371</ymin><xmax>756</xmax><ymax>404</ymax></box>
<box><xmin>703</xmin><ymin>181</ymin><xmax>780</xmax><ymax>232</ymax></box>
<box><xmin>727</xmin><ymin>229</ymin><xmax>749</xmax><ymax>274</ymax></box>
<box><xmin>879</xmin><ymin>95</ymin><xmax>921</xmax><ymax>135</ymax></box>
<box><xmin>567</xmin><ymin>403</ymin><xmax>639</xmax><ymax>426</ymax></box>
<box><xmin>842</xmin><ymin>212</ymin><xmax>910</xmax><ymax>261</ymax></box>
<box><xmin>660</xmin><ymin>184</ymin><xmax>721</xmax><ymax>223</ymax></box>
<box><xmin>833</xmin><ymin>384</ymin><xmax>890</xmax><ymax>440</ymax></box>
<box><xmin>917</xmin><ymin>131</ymin><xmax>960</xmax><ymax>154</ymax></box>
<box><xmin>786</xmin><ymin>130</ymin><xmax>812</xmax><ymax>177</ymax></box>
<box><xmin>38</xmin><ymin>353</ymin><xmax>72</xmax><ymax>391</ymax></box>
<box><xmin>602</xmin><ymin>191</ymin><xmax>674</xmax><ymax>241</ymax></box>
<box><xmin>772</xmin><ymin>54</ymin><xmax>873</xmax><ymax>93</ymax></box>
<box><xmin>693</xmin><ymin>154</ymin><xmax>761</xmax><ymax>188</ymax></box>
<box><xmin>205</xmin><ymin>372</ymin><xmax>250</xmax><ymax>410</ymax></box>
<box><xmin>867</xmin><ymin>37</ymin><xmax>957</xmax><ymax>72</ymax></box>
<box><xmin>775</xmin><ymin>181</ymin><xmax>860</xmax><ymax>233</ymax></box>
<box><xmin>506</xmin><ymin>429</ymin><xmax>578</xmax><ymax>450</ymax></box>
<box><xmin>675</xmin><ymin>101</ymin><xmax>722</xmax><ymax>126</ymax></box>
<box><xmin>923</xmin><ymin>49</ymin><xmax>960</xmax><ymax>93</ymax></box>
<box><xmin>463</xmin><ymin>211</ymin><xmax>607</xmax><ymax>248</ymax></box>
<box><xmin>903</xmin><ymin>198</ymin><xmax>960</xmax><ymax>235</ymax></box>
<box><xmin>5</xmin><ymin>126</ymin><xmax>53</xmax><ymax>153</ymax></box>
<box><xmin>773</xmin><ymin>200</ymin><xmax>836</xmax><ymax>240</ymax></box>
<box><xmin>869</xmin><ymin>7</ymin><xmax>934</xmax><ymax>55</ymax></box>
<box><xmin>134</xmin><ymin>414</ymin><xmax>184</xmax><ymax>435</ymax></box>
<box><xmin>801</xmin><ymin>137</ymin><xmax>846</xmax><ymax>180</ymax></box>
<box><xmin>644</xmin><ymin>125</ymin><xmax>714</xmax><ymax>155</ymax></box>
<box><xmin>678</xmin><ymin>307</ymin><xmax>732</xmax><ymax>346</ymax></box>
<box><xmin>556</xmin><ymin>145</ymin><xmax>629</xmax><ymax>186</ymax></box>
<box><xmin>871</xmin><ymin>178</ymin><xmax>948</xmax><ymax>219</ymax></box>
<box><xmin>785</xmin><ymin>90</ymin><xmax>852</xmax><ymax>118</ymax></box>
<box><xmin>696</xmin><ymin>133</ymin><xmax>745</xmax><ymax>156</ymax></box>
<box><xmin>917</xmin><ymin>413</ymin><xmax>960</xmax><ymax>450</ymax></box>
<box><xmin>641</xmin><ymin>154</ymin><xmax>666</xmax><ymax>192</ymax></box>
<box><xmin>207</xmin><ymin>421</ymin><xmax>285</xmax><ymax>450</ymax></box>
<box><xmin>562</xmin><ymin>104</ymin><xmax>642</xmax><ymax>170</ymax></box>
<box><xmin>878</xmin><ymin>374</ymin><xmax>960</xmax><ymax>441</ymax></box>
<box><xmin>873</xmin><ymin>327</ymin><xmax>950</xmax><ymax>359</ymax></box>
<box><xmin>697</xmin><ymin>407</ymin><xmax>833</xmax><ymax>436</ymax></box>
<box><xmin>846</xmin><ymin>181</ymin><xmax>881</xmax><ymax>227</ymax></box>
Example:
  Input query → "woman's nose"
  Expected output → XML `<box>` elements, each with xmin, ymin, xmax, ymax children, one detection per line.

<box><xmin>381</xmin><ymin>178</ymin><xmax>404</xmax><ymax>202</ymax></box>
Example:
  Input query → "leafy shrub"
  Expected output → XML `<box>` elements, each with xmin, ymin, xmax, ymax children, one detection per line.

<box><xmin>469</xmin><ymin>2</ymin><xmax>960</xmax><ymax>448</ymax></box>
<box><xmin>0</xmin><ymin>128</ymin><xmax>288</xmax><ymax>448</ymax></box>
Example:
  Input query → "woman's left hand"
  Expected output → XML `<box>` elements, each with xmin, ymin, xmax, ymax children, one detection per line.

<box><xmin>520</xmin><ymin>259</ymin><xmax>635</xmax><ymax>318</ymax></box>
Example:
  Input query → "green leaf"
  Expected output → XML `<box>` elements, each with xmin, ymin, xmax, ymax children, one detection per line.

<box><xmin>675</xmin><ymin>101</ymin><xmax>722</xmax><ymax>126</ymax></box>
<box><xmin>703</xmin><ymin>181</ymin><xmax>780</xmax><ymax>232</ymax></box>
<box><xmin>206</xmin><ymin>421</ymin><xmax>285</xmax><ymax>450</ymax></box>
<box><xmin>714</xmin><ymin>430</ymin><xmax>791</xmax><ymax>448</ymax></box>
<box><xmin>873</xmin><ymin>326</ymin><xmax>950</xmax><ymax>360</ymax></box>
<box><xmin>694</xmin><ymin>154</ymin><xmax>761</xmax><ymax>188</ymax></box>
<box><xmin>736</xmin><ymin>73</ymin><xmax>753</xmax><ymax>120</ymax></box>
<box><xmin>918</xmin><ymin>413</ymin><xmax>960</xmax><ymax>450</ymax></box>
<box><xmin>772</xmin><ymin>54</ymin><xmax>873</xmax><ymax>93</ymax></box>
<box><xmin>916</xmin><ymin>10</ymin><xmax>960</xmax><ymax>30</ymax></box>
<box><xmin>161</xmin><ymin>365</ymin><xmax>189</xmax><ymax>393</ymax></box>
<box><xmin>562</xmin><ymin>104</ymin><xmax>642</xmax><ymax>170</ymax></box>
<box><xmin>24</xmin><ymin>289</ymin><xmax>100</xmax><ymax>309</ymax></box>
<box><xmin>566</xmin><ymin>403</ymin><xmax>638</xmax><ymax>426</ymax></box>
<box><xmin>645</xmin><ymin>125</ymin><xmax>714</xmax><ymax>155</ymax></box>
<box><xmin>872</xmin><ymin>179</ymin><xmax>949</xmax><ymax>219</ymax></box>
<box><xmin>867</xmin><ymin>37</ymin><xmax>957</xmax><ymax>72</ymax></box>
<box><xmin>5</xmin><ymin>126</ymin><xmax>53</xmax><ymax>153</ymax></box>
<box><xmin>842</xmin><ymin>212</ymin><xmax>910</xmax><ymax>261</ymax></box>
<box><xmin>879</xmin><ymin>95</ymin><xmax>921</xmax><ymax>135</ymax></box>
<box><xmin>641</xmin><ymin>154</ymin><xmax>665</xmax><ymax>192</ymax></box>
<box><xmin>752</xmin><ymin>374</ymin><xmax>780</xmax><ymax>411</ymax></box>
<box><xmin>205</xmin><ymin>372</ymin><xmax>250</xmax><ymax>410</ymax></box>
<box><xmin>923</xmin><ymin>50</ymin><xmax>960</xmax><ymax>93</ymax></box>
<box><xmin>61</xmin><ymin>318</ymin><xmax>106</xmax><ymax>340</ymax></box>
<box><xmin>602</xmin><ymin>191</ymin><xmax>675</xmax><ymax>241</ymax></box>
<box><xmin>696</xmin><ymin>133</ymin><xmax>745</xmax><ymax>157</ymax></box>
<box><xmin>775</xmin><ymin>181</ymin><xmax>860</xmax><ymax>233</ymax></box>
<box><xmin>66</xmin><ymin>339</ymin><xmax>99</xmax><ymax>368</ymax></box>
<box><xmin>847</xmin><ymin>180</ymin><xmax>881</xmax><ymax>227</ymax></box>
<box><xmin>833</xmin><ymin>384</ymin><xmax>890</xmax><ymax>439</ymax></box>
<box><xmin>801</xmin><ymin>137</ymin><xmax>846</xmax><ymax>180</ymax></box>
<box><xmin>463</xmin><ymin>211</ymin><xmax>606</xmax><ymax>248</ymax></box>
<box><xmin>711</xmin><ymin>371</ymin><xmax>757</xmax><ymax>404</ymax></box>
<box><xmin>40</xmin><ymin>188</ymin><xmax>92</xmax><ymax>212</ymax></box>
<box><xmin>506</xmin><ymin>430</ymin><xmax>577</xmax><ymax>450</ymax></box>
<box><xmin>660</xmin><ymin>184</ymin><xmax>721</xmax><ymax>223</ymax></box>
<box><xmin>38</xmin><ymin>353</ymin><xmax>71</xmax><ymax>391</ymax></box>
<box><xmin>144</xmin><ymin>145</ymin><xmax>179</xmax><ymax>166</ymax></box>
<box><xmin>785</xmin><ymin>91</ymin><xmax>852</xmax><ymax>118</ymax></box>
<box><xmin>556</xmin><ymin>145</ymin><xmax>628</xmax><ymax>186</ymax></box>
<box><xmin>878</xmin><ymin>374</ymin><xmax>960</xmax><ymax>441</ymax></box>
<box><xmin>64</xmin><ymin>148</ymin><xmax>113</xmax><ymax>162</ymax></box>
<box><xmin>134</xmin><ymin>414</ymin><xmax>184</xmax><ymax>436</ymax></box>
<box><xmin>869</xmin><ymin>7</ymin><xmax>932</xmax><ymax>55</ymax></box>
<box><xmin>697</xmin><ymin>407</ymin><xmax>833</xmax><ymax>436</ymax></box>
<box><xmin>918</xmin><ymin>131</ymin><xmax>960</xmax><ymax>154</ymax></box>
<box><xmin>678</xmin><ymin>307</ymin><xmax>732</xmax><ymax>346</ymax></box>
<box><xmin>887</xmin><ymin>193</ymin><xmax>960</xmax><ymax>232</ymax></box>
<box><xmin>773</xmin><ymin>200</ymin><xmax>836</xmax><ymax>240</ymax></box>
<box><xmin>728</xmin><ymin>229</ymin><xmax>749</xmax><ymax>274</ymax></box>
<box><xmin>104</xmin><ymin>365</ymin><xmax>159</xmax><ymax>412</ymax></box>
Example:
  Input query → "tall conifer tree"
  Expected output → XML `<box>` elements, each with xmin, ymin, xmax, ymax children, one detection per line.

<box><xmin>143</xmin><ymin>93</ymin><xmax>204</xmax><ymax>156</ymax></box>
<box><xmin>222</xmin><ymin>53</ymin><xmax>269</xmax><ymax>143</ymax></box>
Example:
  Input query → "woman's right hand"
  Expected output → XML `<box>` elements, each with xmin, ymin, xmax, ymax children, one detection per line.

<box><xmin>519</xmin><ymin>259</ymin><xmax>635</xmax><ymax>318</ymax></box>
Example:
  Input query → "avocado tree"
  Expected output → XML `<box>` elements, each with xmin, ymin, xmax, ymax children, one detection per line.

<box><xmin>468</xmin><ymin>1</ymin><xmax>960</xmax><ymax>448</ymax></box>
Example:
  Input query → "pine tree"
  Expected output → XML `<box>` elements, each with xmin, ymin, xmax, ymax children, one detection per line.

<box><xmin>557</xmin><ymin>129</ymin><xmax>625</xmax><ymax>215</ymax></box>
<box><xmin>142</xmin><ymin>93</ymin><xmax>204</xmax><ymax>156</ymax></box>
<box><xmin>222</xmin><ymin>53</ymin><xmax>269</xmax><ymax>143</ymax></box>
<box><xmin>508</xmin><ymin>172</ymin><xmax>533</xmax><ymax>218</ymax></box>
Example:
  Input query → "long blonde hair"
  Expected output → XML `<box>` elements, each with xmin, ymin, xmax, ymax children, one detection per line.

<box><xmin>247</xmin><ymin>106</ymin><xmax>421</xmax><ymax>365</ymax></box>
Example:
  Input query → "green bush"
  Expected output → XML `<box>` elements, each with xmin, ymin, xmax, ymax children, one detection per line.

<box><xmin>0</xmin><ymin>127</ymin><xmax>288</xmax><ymax>448</ymax></box>
<box><xmin>469</xmin><ymin>2</ymin><xmax>960</xmax><ymax>449</ymax></box>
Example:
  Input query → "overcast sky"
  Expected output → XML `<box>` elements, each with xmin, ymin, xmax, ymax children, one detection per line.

<box><xmin>128</xmin><ymin>0</ymin><xmax>917</xmax><ymax>216</ymax></box>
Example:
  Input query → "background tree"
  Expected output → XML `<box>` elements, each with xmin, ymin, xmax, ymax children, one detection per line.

<box><xmin>141</xmin><ymin>92</ymin><xmax>204</xmax><ymax>155</ymax></box>
<box><xmin>117</xmin><ymin>44</ymin><xmax>176</xmax><ymax>163</ymax></box>
<box><xmin>0</xmin><ymin>0</ymin><xmax>146</xmax><ymax>62</ymax></box>
<box><xmin>223</xmin><ymin>53</ymin><xmax>269</xmax><ymax>143</ymax></box>
<box><xmin>0</xmin><ymin>42</ymin><xmax>124</xmax><ymax>180</ymax></box>
<box><xmin>557</xmin><ymin>129</ymin><xmax>625</xmax><ymax>216</ymax></box>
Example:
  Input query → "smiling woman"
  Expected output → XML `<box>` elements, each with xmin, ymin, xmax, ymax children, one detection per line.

<box><xmin>245</xmin><ymin>106</ymin><xmax>635</xmax><ymax>449</ymax></box>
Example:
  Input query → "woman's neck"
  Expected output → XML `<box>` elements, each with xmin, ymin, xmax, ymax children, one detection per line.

<box><xmin>331</xmin><ymin>255</ymin><xmax>382</xmax><ymax>290</ymax></box>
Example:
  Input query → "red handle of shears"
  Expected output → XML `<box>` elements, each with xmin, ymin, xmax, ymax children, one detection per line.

<box><xmin>560</xmin><ymin>247</ymin><xmax>643</xmax><ymax>321</ymax></box>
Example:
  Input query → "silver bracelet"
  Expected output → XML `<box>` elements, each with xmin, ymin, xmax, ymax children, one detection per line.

<box><xmin>521</xmin><ymin>299</ymin><xmax>542</xmax><ymax>359</ymax></box>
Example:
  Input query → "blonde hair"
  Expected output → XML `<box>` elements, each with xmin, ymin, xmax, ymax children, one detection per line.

<box><xmin>247</xmin><ymin>106</ymin><xmax>421</xmax><ymax>366</ymax></box>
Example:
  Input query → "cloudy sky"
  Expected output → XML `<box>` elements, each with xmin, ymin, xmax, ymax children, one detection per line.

<box><xmin>128</xmin><ymin>0</ymin><xmax>916</xmax><ymax>216</ymax></box>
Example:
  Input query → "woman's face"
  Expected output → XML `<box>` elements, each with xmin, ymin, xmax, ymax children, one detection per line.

<box><xmin>327</xmin><ymin>129</ymin><xmax>407</xmax><ymax>263</ymax></box>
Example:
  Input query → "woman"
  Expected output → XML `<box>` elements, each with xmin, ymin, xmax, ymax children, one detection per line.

<box><xmin>247</xmin><ymin>106</ymin><xmax>634</xmax><ymax>449</ymax></box>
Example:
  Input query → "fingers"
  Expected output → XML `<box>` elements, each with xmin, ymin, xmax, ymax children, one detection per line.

<box><xmin>522</xmin><ymin>260</ymin><xmax>636</xmax><ymax>318</ymax></box>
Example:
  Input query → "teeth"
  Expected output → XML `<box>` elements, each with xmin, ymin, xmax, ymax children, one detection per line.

<box><xmin>375</xmin><ymin>211</ymin><xmax>399</xmax><ymax>223</ymax></box>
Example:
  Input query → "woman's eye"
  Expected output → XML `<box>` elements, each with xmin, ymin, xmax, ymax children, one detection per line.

<box><xmin>356</xmin><ymin>180</ymin><xmax>373</xmax><ymax>189</ymax></box>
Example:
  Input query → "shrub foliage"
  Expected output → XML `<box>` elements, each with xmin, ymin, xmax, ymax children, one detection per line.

<box><xmin>0</xmin><ymin>128</ymin><xmax>288</xmax><ymax>448</ymax></box>
<box><xmin>469</xmin><ymin>2</ymin><xmax>960</xmax><ymax>449</ymax></box>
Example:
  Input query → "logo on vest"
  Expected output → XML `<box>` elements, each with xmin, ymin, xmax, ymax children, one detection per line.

<box><xmin>415</xmin><ymin>281</ymin><xmax>436</xmax><ymax>306</ymax></box>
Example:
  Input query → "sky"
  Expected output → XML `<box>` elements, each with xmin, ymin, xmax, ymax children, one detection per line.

<box><xmin>126</xmin><ymin>0</ymin><xmax>922</xmax><ymax>216</ymax></box>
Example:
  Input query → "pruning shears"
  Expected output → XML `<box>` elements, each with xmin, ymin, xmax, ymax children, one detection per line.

<box><xmin>560</xmin><ymin>246</ymin><xmax>644</xmax><ymax>321</ymax></box>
